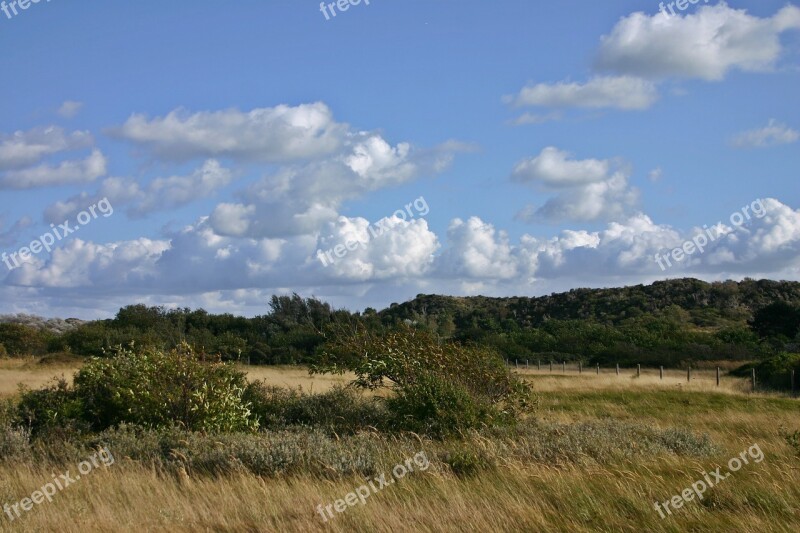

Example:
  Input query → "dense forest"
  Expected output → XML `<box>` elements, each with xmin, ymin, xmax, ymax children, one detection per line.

<box><xmin>2</xmin><ymin>278</ymin><xmax>800</xmax><ymax>368</ymax></box>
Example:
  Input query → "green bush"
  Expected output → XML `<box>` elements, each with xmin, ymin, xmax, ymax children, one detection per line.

<box><xmin>18</xmin><ymin>344</ymin><xmax>259</xmax><ymax>434</ymax></box>
<box><xmin>442</xmin><ymin>445</ymin><xmax>494</xmax><ymax>477</ymax></box>
<box><xmin>314</xmin><ymin>324</ymin><xmax>532</xmax><ymax>437</ymax></box>
<box><xmin>73</xmin><ymin>343</ymin><xmax>258</xmax><ymax>432</ymax></box>
<box><xmin>17</xmin><ymin>378</ymin><xmax>88</xmax><ymax>437</ymax></box>
<box><xmin>733</xmin><ymin>352</ymin><xmax>800</xmax><ymax>392</ymax></box>
<box><xmin>243</xmin><ymin>383</ymin><xmax>385</xmax><ymax>434</ymax></box>
<box><xmin>0</xmin><ymin>399</ymin><xmax>30</xmax><ymax>461</ymax></box>
<box><xmin>386</xmin><ymin>373</ymin><xmax>491</xmax><ymax>436</ymax></box>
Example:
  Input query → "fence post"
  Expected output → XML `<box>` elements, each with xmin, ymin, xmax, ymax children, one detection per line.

<box><xmin>596</xmin><ymin>363</ymin><xmax>600</xmax><ymax>375</ymax></box>
<box><xmin>526</xmin><ymin>359</ymin><xmax>529</xmax><ymax>370</ymax></box>
<box><xmin>549</xmin><ymin>361</ymin><xmax>553</xmax><ymax>373</ymax></box>
<box><xmin>562</xmin><ymin>361</ymin><xmax>566</xmax><ymax>373</ymax></box>
<box><xmin>660</xmin><ymin>366</ymin><xmax>663</xmax><ymax>380</ymax></box>
<box><xmin>716</xmin><ymin>367</ymin><xmax>720</xmax><ymax>387</ymax></box>
<box><xmin>579</xmin><ymin>361</ymin><xmax>582</xmax><ymax>374</ymax></box>
<box><xmin>515</xmin><ymin>359</ymin><xmax>519</xmax><ymax>369</ymax></box>
<box><xmin>537</xmin><ymin>360</ymin><xmax>541</xmax><ymax>371</ymax></box>
<box><xmin>616</xmin><ymin>364</ymin><xmax>620</xmax><ymax>376</ymax></box>
<box><xmin>792</xmin><ymin>369</ymin><xmax>796</xmax><ymax>397</ymax></box>
<box><xmin>752</xmin><ymin>368</ymin><xmax>757</xmax><ymax>392</ymax></box>
<box><xmin>637</xmin><ymin>364</ymin><xmax>641</xmax><ymax>378</ymax></box>
<box><xmin>687</xmin><ymin>367</ymin><xmax>691</xmax><ymax>382</ymax></box>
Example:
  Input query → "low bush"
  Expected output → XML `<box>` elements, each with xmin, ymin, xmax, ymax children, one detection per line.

<box><xmin>314</xmin><ymin>324</ymin><xmax>532</xmax><ymax>437</ymax></box>
<box><xmin>733</xmin><ymin>352</ymin><xmax>800</xmax><ymax>392</ymax></box>
<box><xmin>243</xmin><ymin>383</ymin><xmax>386</xmax><ymax>434</ymax></box>
<box><xmin>17</xmin><ymin>344</ymin><xmax>259</xmax><ymax>435</ymax></box>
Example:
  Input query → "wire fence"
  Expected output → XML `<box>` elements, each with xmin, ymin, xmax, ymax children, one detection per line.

<box><xmin>505</xmin><ymin>358</ymin><xmax>798</xmax><ymax>397</ymax></box>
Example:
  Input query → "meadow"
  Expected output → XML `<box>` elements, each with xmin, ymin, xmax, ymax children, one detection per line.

<box><xmin>0</xmin><ymin>358</ymin><xmax>797</xmax><ymax>532</ymax></box>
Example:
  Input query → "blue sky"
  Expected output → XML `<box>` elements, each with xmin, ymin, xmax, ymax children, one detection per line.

<box><xmin>1</xmin><ymin>0</ymin><xmax>799</xmax><ymax>318</ymax></box>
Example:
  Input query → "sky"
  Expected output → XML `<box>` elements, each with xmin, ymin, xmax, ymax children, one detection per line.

<box><xmin>0</xmin><ymin>0</ymin><xmax>799</xmax><ymax>319</ymax></box>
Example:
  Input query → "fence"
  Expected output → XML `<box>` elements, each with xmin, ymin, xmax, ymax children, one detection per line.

<box><xmin>504</xmin><ymin>359</ymin><xmax>798</xmax><ymax>397</ymax></box>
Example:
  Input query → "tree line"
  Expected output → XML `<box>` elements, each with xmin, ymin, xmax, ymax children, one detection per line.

<box><xmin>1</xmin><ymin>278</ymin><xmax>800</xmax><ymax>369</ymax></box>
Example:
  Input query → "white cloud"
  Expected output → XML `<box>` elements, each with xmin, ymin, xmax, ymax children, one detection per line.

<box><xmin>519</xmin><ymin>173</ymin><xmax>639</xmax><ymax>223</ymax></box>
<box><xmin>437</xmin><ymin>217</ymin><xmax>517</xmax><ymax>279</ymax></box>
<box><xmin>0</xmin><ymin>149</ymin><xmax>107</xmax><ymax>190</ymax></box>
<box><xmin>42</xmin><ymin>160</ymin><xmax>233</xmax><ymax>222</ymax></box>
<box><xmin>732</xmin><ymin>119</ymin><xmax>799</xmax><ymax>148</ymax></box>
<box><xmin>57</xmin><ymin>101</ymin><xmax>84</xmax><ymax>119</ymax></box>
<box><xmin>508</xmin><ymin>76</ymin><xmax>659</xmax><ymax>110</ymax></box>
<box><xmin>208</xmin><ymin>203</ymin><xmax>256</xmax><ymax>237</ymax></box>
<box><xmin>512</xmin><ymin>147</ymin><xmax>639</xmax><ymax>223</ymax></box>
<box><xmin>0</xmin><ymin>127</ymin><xmax>93</xmax><ymax>171</ymax></box>
<box><xmin>315</xmin><ymin>216</ymin><xmax>439</xmax><ymax>281</ymax></box>
<box><xmin>110</xmin><ymin>102</ymin><xmax>347</xmax><ymax>162</ymax></box>
<box><xmin>6</xmin><ymin>200</ymin><xmax>800</xmax><ymax>317</ymax></box>
<box><xmin>208</xmin><ymin>134</ymin><xmax>459</xmax><ymax>239</ymax></box>
<box><xmin>130</xmin><ymin>160</ymin><xmax>233</xmax><ymax>216</ymax></box>
<box><xmin>596</xmin><ymin>3</ymin><xmax>800</xmax><ymax>80</ymax></box>
<box><xmin>512</xmin><ymin>147</ymin><xmax>611</xmax><ymax>187</ymax></box>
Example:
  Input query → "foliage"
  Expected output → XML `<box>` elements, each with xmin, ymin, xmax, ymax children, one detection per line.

<box><xmin>314</xmin><ymin>324</ymin><xmax>532</xmax><ymax>437</ymax></box>
<box><xmin>18</xmin><ymin>344</ymin><xmax>259</xmax><ymax>434</ymax></box>
<box><xmin>0</xmin><ymin>323</ymin><xmax>51</xmax><ymax>356</ymax></box>
<box><xmin>243</xmin><ymin>383</ymin><xmax>385</xmax><ymax>434</ymax></box>
<box><xmin>749</xmin><ymin>301</ymin><xmax>800</xmax><ymax>339</ymax></box>
<box><xmin>17</xmin><ymin>378</ymin><xmax>88</xmax><ymax>437</ymax></box>
<box><xmin>733</xmin><ymin>352</ymin><xmax>800</xmax><ymax>392</ymax></box>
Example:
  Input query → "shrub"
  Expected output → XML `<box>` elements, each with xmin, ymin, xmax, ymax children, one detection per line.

<box><xmin>0</xmin><ymin>399</ymin><xmax>30</xmax><ymax>460</ymax></box>
<box><xmin>733</xmin><ymin>352</ymin><xmax>800</xmax><ymax>392</ymax></box>
<box><xmin>17</xmin><ymin>344</ymin><xmax>259</xmax><ymax>434</ymax></box>
<box><xmin>442</xmin><ymin>445</ymin><xmax>494</xmax><ymax>477</ymax></box>
<box><xmin>314</xmin><ymin>324</ymin><xmax>532</xmax><ymax>437</ymax></box>
<box><xmin>243</xmin><ymin>383</ymin><xmax>385</xmax><ymax>434</ymax></box>
<box><xmin>73</xmin><ymin>343</ymin><xmax>258</xmax><ymax>432</ymax></box>
<box><xmin>17</xmin><ymin>378</ymin><xmax>88</xmax><ymax>437</ymax></box>
<box><xmin>386</xmin><ymin>373</ymin><xmax>491</xmax><ymax>436</ymax></box>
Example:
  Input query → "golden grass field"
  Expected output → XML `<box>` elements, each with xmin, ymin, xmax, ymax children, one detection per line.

<box><xmin>1</xmin><ymin>358</ymin><xmax>798</xmax><ymax>532</ymax></box>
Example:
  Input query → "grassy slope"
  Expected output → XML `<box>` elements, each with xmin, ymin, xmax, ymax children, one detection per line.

<box><xmin>0</xmin><ymin>363</ymin><xmax>798</xmax><ymax>532</ymax></box>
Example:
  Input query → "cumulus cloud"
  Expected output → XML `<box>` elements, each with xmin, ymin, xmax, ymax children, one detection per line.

<box><xmin>6</xmin><ymin>200</ymin><xmax>800</xmax><ymax>317</ymax></box>
<box><xmin>109</xmin><ymin>102</ymin><xmax>347</xmax><ymax>162</ymax></box>
<box><xmin>0</xmin><ymin>149</ymin><xmax>107</xmax><ymax>190</ymax></box>
<box><xmin>437</xmin><ymin>217</ymin><xmax>518</xmax><ymax>279</ymax></box>
<box><xmin>42</xmin><ymin>160</ymin><xmax>233</xmax><ymax>223</ymax></box>
<box><xmin>596</xmin><ymin>3</ymin><xmax>800</xmax><ymax>80</ymax></box>
<box><xmin>512</xmin><ymin>147</ymin><xmax>639</xmax><ymax>223</ymax></box>
<box><xmin>0</xmin><ymin>127</ymin><xmax>93</xmax><ymax>171</ymax></box>
<box><xmin>209</xmin><ymin>134</ymin><xmax>460</xmax><ymax>239</ymax></box>
<box><xmin>315</xmin><ymin>215</ymin><xmax>439</xmax><ymax>280</ymax></box>
<box><xmin>732</xmin><ymin>119</ymin><xmax>799</xmax><ymax>148</ymax></box>
<box><xmin>512</xmin><ymin>146</ymin><xmax>612</xmax><ymax>187</ymax></box>
<box><xmin>507</xmin><ymin>76</ymin><xmax>658</xmax><ymax>110</ymax></box>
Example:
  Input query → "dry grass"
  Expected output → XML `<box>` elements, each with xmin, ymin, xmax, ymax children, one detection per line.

<box><xmin>0</xmin><ymin>357</ymin><xmax>81</xmax><ymax>398</ymax></box>
<box><xmin>1</xmin><ymin>359</ymin><xmax>798</xmax><ymax>532</ymax></box>
<box><xmin>236</xmin><ymin>364</ymin><xmax>351</xmax><ymax>393</ymax></box>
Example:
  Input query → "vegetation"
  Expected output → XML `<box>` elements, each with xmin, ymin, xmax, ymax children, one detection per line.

<box><xmin>2</xmin><ymin>279</ymin><xmax>799</xmax><ymax>372</ymax></box>
<box><xmin>0</xmin><ymin>368</ymin><xmax>797</xmax><ymax>532</ymax></box>
<box><xmin>314</xmin><ymin>324</ymin><xmax>531</xmax><ymax>436</ymax></box>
